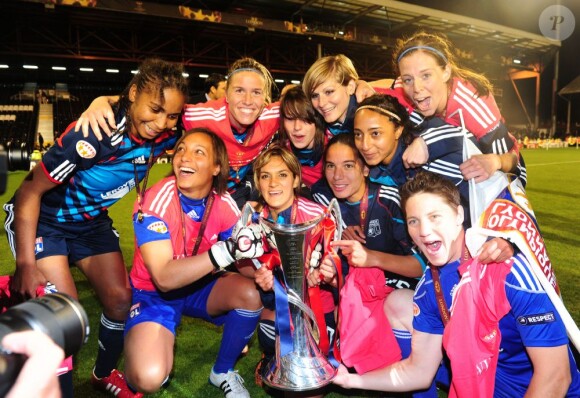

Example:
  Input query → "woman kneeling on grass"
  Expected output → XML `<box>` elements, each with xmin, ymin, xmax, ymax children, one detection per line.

<box><xmin>125</xmin><ymin>128</ymin><xmax>265</xmax><ymax>397</ymax></box>
<box><xmin>333</xmin><ymin>171</ymin><xmax>580</xmax><ymax>397</ymax></box>
<box><xmin>250</xmin><ymin>145</ymin><xmax>339</xmax><ymax>396</ymax></box>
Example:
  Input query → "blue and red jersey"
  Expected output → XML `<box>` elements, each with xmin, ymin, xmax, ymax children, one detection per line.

<box><xmin>36</xmin><ymin>110</ymin><xmax>177</xmax><ymax>223</ymax></box>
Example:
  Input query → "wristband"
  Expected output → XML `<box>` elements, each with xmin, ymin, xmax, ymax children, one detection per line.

<box><xmin>208</xmin><ymin>241</ymin><xmax>234</xmax><ymax>271</ymax></box>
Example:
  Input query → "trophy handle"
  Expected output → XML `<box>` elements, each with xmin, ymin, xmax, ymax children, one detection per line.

<box><xmin>287</xmin><ymin>289</ymin><xmax>321</xmax><ymax>342</ymax></box>
<box><xmin>239</xmin><ymin>202</ymin><xmax>256</xmax><ymax>226</ymax></box>
<box><xmin>326</xmin><ymin>198</ymin><xmax>343</xmax><ymax>240</ymax></box>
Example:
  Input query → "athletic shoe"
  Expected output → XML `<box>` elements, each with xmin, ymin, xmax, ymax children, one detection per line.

<box><xmin>91</xmin><ymin>369</ymin><xmax>143</xmax><ymax>398</ymax></box>
<box><xmin>209</xmin><ymin>368</ymin><xmax>250</xmax><ymax>398</ymax></box>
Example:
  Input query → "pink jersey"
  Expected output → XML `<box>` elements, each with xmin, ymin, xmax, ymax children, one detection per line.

<box><xmin>182</xmin><ymin>98</ymin><xmax>280</xmax><ymax>168</ymax></box>
<box><xmin>388</xmin><ymin>77</ymin><xmax>518</xmax><ymax>155</ymax></box>
<box><xmin>339</xmin><ymin>267</ymin><xmax>401</xmax><ymax>374</ymax></box>
<box><xmin>130</xmin><ymin>176</ymin><xmax>240</xmax><ymax>291</ymax></box>
<box><xmin>443</xmin><ymin>258</ymin><xmax>512</xmax><ymax>398</ymax></box>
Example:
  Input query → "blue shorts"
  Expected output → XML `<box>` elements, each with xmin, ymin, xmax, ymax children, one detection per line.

<box><xmin>125</xmin><ymin>274</ymin><xmax>227</xmax><ymax>335</ymax></box>
<box><xmin>34</xmin><ymin>214</ymin><xmax>121</xmax><ymax>262</ymax></box>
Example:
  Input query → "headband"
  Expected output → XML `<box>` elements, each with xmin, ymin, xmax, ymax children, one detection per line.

<box><xmin>355</xmin><ymin>105</ymin><xmax>401</xmax><ymax>122</ymax></box>
<box><xmin>397</xmin><ymin>45</ymin><xmax>448</xmax><ymax>64</ymax></box>
<box><xmin>227</xmin><ymin>67</ymin><xmax>264</xmax><ymax>79</ymax></box>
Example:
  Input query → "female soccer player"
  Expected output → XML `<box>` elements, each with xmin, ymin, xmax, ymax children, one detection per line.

<box><xmin>312</xmin><ymin>134</ymin><xmax>424</xmax><ymax>386</ymax></box>
<box><xmin>76</xmin><ymin>57</ymin><xmax>280</xmax><ymax>208</ymax></box>
<box><xmin>333</xmin><ymin>171</ymin><xmax>580</xmax><ymax>397</ymax></box>
<box><xmin>302</xmin><ymin>54</ymin><xmax>360</xmax><ymax>137</ymax></box>
<box><xmin>277</xmin><ymin>85</ymin><xmax>327</xmax><ymax>187</ymax></box>
<box><xmin>182</xmin><ymin>57</ymin><xmax>280</xmax><ymax>206</ymax></box>
<box><xmin>389</xmin><ymin>31</ymin><xmax>525</xmax><ymax>183</ymax></box>
<box><xmin>312</xmin><ymin>133</ymin><xmax>422</xmax><ymax>290</ymax></box>
<box><xmin>124</xmin><ymin>128</ymin><xmax>264</xmax><ymax>397</ymax></box>
<box><xmin>4</xmin><ymin>58</ymin><xmax>188</xmax><ymax>398</ymax></box>
<box><xmin>250</xmin><ymin>145</ymin><xmax>338</xmax><ymax>394</ymax></box>
<box><xmin>353</xmin><ymin>93</ymin><xmax>510</xmax><ymax>261</ymax></box>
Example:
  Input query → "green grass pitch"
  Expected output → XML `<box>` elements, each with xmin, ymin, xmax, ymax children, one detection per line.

<box><xmin>0</xmin><ymin>147</ymin><xmax>578</xmax><ymax>397</ymax></box>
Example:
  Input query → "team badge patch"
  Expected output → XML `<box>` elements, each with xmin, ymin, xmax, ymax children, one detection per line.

<box><xmin>129</xmin><ymin>303</ymin><xmax>141</xmax><ymax>319</ymax></box>
<box><xmin>412</xmin><ymin>302</ymin><xmax>420</xmax><ymax>317</ymax></box>
<box><xmin>368</xmin><ymin>219</ymin><xmax>381</xmax><ymax>238</ymax></box>
<box><xmin>517</xmin><ymin>312</ymin><xmax>555</xmax><ymax>326</ymax></box>
<box><xmin>34</xmin><ymin>237</ymin><xmax>44</xmax><ymax>254</ymax></box>
<box><xmin>147</xmin><ymin>221</ymin><xmax>168</xmax><ymax>234</ymax></box>
<box><xmin>76</xmin><ymin>140</ymin><xmax>97</xmax><ymax>159</ymax></box>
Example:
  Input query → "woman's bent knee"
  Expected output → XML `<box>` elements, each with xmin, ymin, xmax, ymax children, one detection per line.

<box><xmin>126</xmin><ymin>365</ymin><xmax>168</xmax><ymax>394</ymax></box>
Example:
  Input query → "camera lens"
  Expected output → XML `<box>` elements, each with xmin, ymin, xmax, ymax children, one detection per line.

<box><xmin>0</xmin><ymin>293</ymin><xmax>90</xmax><ymax>357</ymax></box>
<box><xmin>3</xmin><ymin>141</ymin><xmax>31</xmax><ymax>172</ymax></box>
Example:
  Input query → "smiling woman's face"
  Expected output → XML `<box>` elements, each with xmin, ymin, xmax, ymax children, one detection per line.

<box><xmin>257</xmin><ymin>155</ymin><xmax>299</xmax><ymax>220</ymax></box>
<box><xmin>310</xmin><ymin>78</ymin><xmax>356</xmax><ymax>124</ymax></box>
<box><xmin>405</xmin><ymin>192</ymin><xmax>464</xmax><ymax>266</ymax></box>
<box><xmin>172</xmin><ymin>132</ymin><xmax>220</xmax><ymax>198</ymax></box>
<box><xmin>398</xmin><ymin>51</ymin><xmax>451</xmax><ymax>117</ymax></box>
<box><xmin>226</xmin><ymin>71</ymin><xmax>266</xmax><ymax>131</ymax></box>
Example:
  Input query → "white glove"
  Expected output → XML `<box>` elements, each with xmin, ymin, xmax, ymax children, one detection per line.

<box><xmin>209</xmin><ymin>224</ymin><xmax>265</xmax><ymax>270</ymax></box>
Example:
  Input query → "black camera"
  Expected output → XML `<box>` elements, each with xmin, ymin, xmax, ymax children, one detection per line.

<box><xmin>0</xmin><ymin>142</ymin><xmax>31</xmax><ymax>195</ymax></box>
<box><xmin>0</xmin><ymin>293</ymin><xmax>90</xmax><ymax>396</ymax></box>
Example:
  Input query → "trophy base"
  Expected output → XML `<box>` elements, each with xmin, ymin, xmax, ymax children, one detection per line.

<box><xmin>262</xmin><ymin>352</ymin><xmax>337</xmax><ymax>392</ymax></box>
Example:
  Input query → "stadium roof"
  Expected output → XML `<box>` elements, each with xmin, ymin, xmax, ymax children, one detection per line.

<box><xmin>559</xmin><ymin>75</ymin><xmax>580</xmax><ymax>95</ymax></box>
<box><xmin>281</xmin><ymin>0</ymin><xmax>560</xmax><ymax>56</ymax></box>
<box><xmin>3</xmin><ymin>0</ymin><xmax>560</xmax><ymax>81</ymax></box>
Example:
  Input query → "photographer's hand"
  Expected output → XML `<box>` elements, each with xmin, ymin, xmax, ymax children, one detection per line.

<box><xmin>2</xmin><ymin>331</ymin><xmax>64</xmax><ymax>398</ymax></box>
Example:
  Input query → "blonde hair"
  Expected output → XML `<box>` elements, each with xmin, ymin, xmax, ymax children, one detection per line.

<box><xmin>394</xmin><ymin>31</ymin><xmax>492</xmax><ymax>97</ymax></box>
<box><xmin>302</xmin><ymin>54</ymin><xmax>359</xmax><ymax>97</ymax></box>
<box><xmin>227</xmin><ymin>57</ymin><xmax>275</xmax><ymax>104</ymax></box>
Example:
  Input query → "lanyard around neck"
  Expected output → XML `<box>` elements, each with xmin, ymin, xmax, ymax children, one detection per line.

<box><xmin>429</xmin><ymin>244</ymin><xmax>470</xmax><ymax>326</ymax></box>
<box><xmin>180</xmin><ymin>193</ymin><xmax>215</xmax><ymax>257</ymax></box>
<box><xmin>359</xmin><ymin>184</ymin><xmax>369</xmax><ymax>234</ymax></box>
<box><xmin>134</xmin><ymin>141</ymin><xmax>156</xmax><ymax>223</ymax></box>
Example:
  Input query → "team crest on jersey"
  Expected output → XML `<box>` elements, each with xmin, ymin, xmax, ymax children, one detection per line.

<box><xmin>368</xmin><ymin>219</ymin><xmax>381</xmax><ymax>238</ymax></box>
<box><xmin>147</xmin><ymin>221</ymin><xmax>168</xmax><ymax>234</ymax></box>
<box><xmin>76</xmin><ymin>140</ymin><xmax>96</xmax><ymax>159</ymax></box>
<box><xmin>517</xmin><ymin>312</ymin><xmax>555</xmax><ymax>326</ymax></box>
<box><xmin>412</xmin><ymin>302</ymin><xmax>420</xmax><ymax>317</ymax></box>
<box><xmin>34</xmin><ymin>237</ymin><xmax>44</xmax><ymax>254</ymax></box>
<box><xmin>129</xmin><ymin>303</ymin><xmax>141</xmax><ymax>318</ymax></box>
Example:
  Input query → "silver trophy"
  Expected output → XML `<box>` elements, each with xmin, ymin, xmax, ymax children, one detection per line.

<box><xmin>259</xmin><ymin>199</ymin><xmax>342</xmax><ymax>392</ymax></box>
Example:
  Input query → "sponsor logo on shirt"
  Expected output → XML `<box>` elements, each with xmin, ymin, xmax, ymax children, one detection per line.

<box><xmin>132</xmin><ymin>155</ymin><xmax>147</xmax><ymax>164</ymax></box>
<box><xmin>147</xmin><ymin>221</ymin><xmax>168</xmax><ymax>234</ymax></box>
<box><xmin>100</xmin><ymin>179</ymin><xmax>136</xmax><ymax>200</ymax></box>
<box><xmin>76</xmin><ymin>140</ymin><xmax>96</xmax><ymax>159</ymax></box>
<box><xmin>368</xmin><ymin>219</ymin><xmax>381</xmax><ymax>238</ymax></box>
<box><xmin>517</xmin><ymin>312</ymin><xmax>555</xmax><ymax>326</ymax></box>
